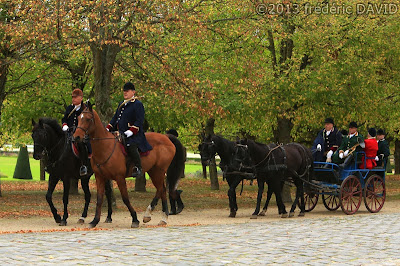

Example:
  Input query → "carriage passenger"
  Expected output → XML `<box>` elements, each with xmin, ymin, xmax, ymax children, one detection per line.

<box><xmin>106</xmin><ymin>82</ymin><xmax>152</xmax><ymax>177</ymax></box>
<box><xmin>376</xmin><ymin>129</ymin><xmax>390</xmax><ymax>167</ymax></box>
<box><xmin>312</xmin><ymin>117</ymin><xmax>342</xmax><ymax>162</ymax></box>
<box><xmin>359</xmin><ymin>128</ymin><xmax>378</xmax><ymax>169</ymax></box>
<box><xmin>332</xmin><ymin>122</ymin><xmax>364</xmax><ymax>168</ymax></box>
<box><xmin>62</xmin><ymin>88</ymin><xmax>91</xmax><ymax>176</ymax></box>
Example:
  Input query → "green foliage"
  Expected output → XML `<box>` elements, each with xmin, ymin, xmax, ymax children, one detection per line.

<box><xmin>13</xmin><ymin>146</ymin><xmax>33</xmax><ymax>180</ymax></box>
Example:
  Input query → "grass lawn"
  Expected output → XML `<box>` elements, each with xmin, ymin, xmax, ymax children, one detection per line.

<box><xmin>0</xmin><ymin>155</ymin><xmax>203</xmax><ymax>181</ymax></box>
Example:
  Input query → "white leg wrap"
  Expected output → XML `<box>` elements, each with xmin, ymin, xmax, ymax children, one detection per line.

<box><xmin>79</xmin><ymin>217</ymin><xmax>85</xmax><ymax>221</ymax></box>
<box><xmin>161</xmin><ymin>212</ymin><xmax>168</xmax><ymax>223</ymax></box>
<box><xmin>144</xmin><ymin>205</ymin><xmax>152</xmax><ymax>218</ymax></box>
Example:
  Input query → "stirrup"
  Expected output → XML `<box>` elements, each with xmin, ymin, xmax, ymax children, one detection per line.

<box><xmin>80</xmin><ymin>165</ymin><xmax>88</xmax><ymax>176</ymax></box>
<box><xmin>132</xmin><ymin>166</ymin><xmax>142</xmax><ymax>177</ymax></box>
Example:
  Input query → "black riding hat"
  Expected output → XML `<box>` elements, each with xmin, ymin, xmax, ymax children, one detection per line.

<box><xmin>324</xmin><ymin>117</ymin><xmax>334</xmax><ymax>124</ymax></box>
<box><xmin>368</xmin><ymin>128</ymin><xmax>377</xmax><ymax>137</ymax></box>
<box><xmin>349</xmin><ymin>121</ymin><xmax>358</xmax><ymax>128</ymax></box>
<box><xmin>123</xmin><ymin>82</ymin><xmax>135</xmax><ymax>91</ymax></box>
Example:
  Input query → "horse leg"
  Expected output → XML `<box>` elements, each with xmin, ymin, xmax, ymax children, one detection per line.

<box><xmin>60</xmin><ymin>178</ymin><xmax>71</xmax><ymax>226</ymax></box>
<box><xmin>46</xmin><ymin>175</ymin><xmax>61</xmax><ymax>224</ymax></box>
<box><xmin>169</xmin><ymin>189</ymin><xmax>178</xmax><ymax>215</ymax></box>
<box><xmin>115</xmin><ymin>176</ymin><xmax>140</xmax><ymax>228</ymax></box>
<box><xmin>298</xmin><ymin>180</ymin><xmax>306</xmax><ymax>217</ymax></box>
<box><xmin>259</xmin><ymin>182</ymin><xmax>273</xmax><ymax>216</ymax></box>
<box><xmin>175</xmin><ymin>190</ymin><xmax>184</xmax><ymax>214</ymax></box>
<box><xmin>251</xmin><ymin>176</ymin><xmax>264</xmax><ymax>219</ymax></box>
<box><xmin>78</xmin><ymin>176</ymin><xmax>91</xmax><ymax>224</ymax></box>
<box><xmin>104</xmin><ymin>179</ymin><xmax>113</xmax><ymax>223</ymax></box>
<box><xmin>143</xmin><ymin>197</ymin><xmax>158</xmax><ymax>223</ymax></box>
<box><xmin>89</xmin><ymin>177</ymin><xmax>105</xmax><ymax>228</ymax></box>
<box><xmin>275</xmin><ymin>181</ymin><xmax>288</xmax><ymax>218</ymax></box>
<box><xmin>227</xmin><ymin>177</ymin><xmax>241</xmax><ymax>218</ymax></box>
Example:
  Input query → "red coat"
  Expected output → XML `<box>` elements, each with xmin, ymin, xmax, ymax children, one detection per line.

<box><xmin>359</xmin><ymin>138</ymin><xmax>378</xmax><ymax>169</ymax></box>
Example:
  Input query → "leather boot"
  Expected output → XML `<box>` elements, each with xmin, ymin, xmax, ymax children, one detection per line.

<box><xmin>127</xmin><ymin>144</ymin><xmax>142</xmax><ymax>177</ymax></box>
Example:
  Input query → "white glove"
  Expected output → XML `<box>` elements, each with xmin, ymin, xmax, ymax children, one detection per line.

<box><xmin>62</xmin><ymin>125</ymin><xmax>69</xmax><ymax>132</ymax></box>
<box><xmin>327</xmin><ymin>150</ymin><xmax>333</xmax><ymax>158</ymax></box>
<box><xmin>106</xmin><ymin>128</ymin><xmax>109</xmax><ymax>132</ymax></box>
<box><xmin>124</xmin><ymin>130</ymin><xmax>133</xmax><ymax>138</ymax></box>
<box><xmin>339</xmin><ymin>152</ymin><xmax>344</xmax><ymax>159</ymax></box>
<box><xmin>316</xmin><ymin>144</ymin><xmax>322</xmax><ymax>151</ymax></box>
<box><xmin>375</xmin><ymin>156</ymin><xmax>379</xmax><ymax>161</ymax></box>
<box><xmin>344</xmin><ymin>150</ymin><xmax>349</xmax><ymax>157</ymax></box>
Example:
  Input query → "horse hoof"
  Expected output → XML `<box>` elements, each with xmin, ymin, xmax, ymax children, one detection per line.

<box><xmin>169</xmin><ymin>210</ymin><xmax>177</xmax><ymax>216</ymax></box>
<box><xmin>281</xmin><ymin>213</ymin><xmax>288</xmax><ymax>218</ymax></box>
<box><xmin>88</xmin><ymin>223</ymin><xmax>97</xmax><ymax>229</ymax></box>
<box><xmin>78</xmin><ymin>219</ymin><xmax>85</xmax><ymax>224</ymax></box>
<box><xmin>229</xmin><ymin>211</ymin><xmax>236</xmax><ymax>218</ymax></box>
<box><xmin>288</xmin><ymin>212</ymin><xmax>295</xmax><ymax>218</ymax></box>
<box><xmin>298</xmin><ymin>212</ymin><xmax>305</xmax><ymax>217</ymax></box>
<box><xmin>250</xmin><ymin>215</ymin><xmax>258</xmax><ymax>219</ymax></box>
<box><xmin>158</xmin><ymin>220</ymin><xmax>167</xmax><ymax>226</ymax></box>
<box><xmin>104</xmin><ymin>217</ymin><xmax>112</xmax><ymax>223</ymax></box>
<box><xmin>59</xmin><ymin>220</ymin><xmax>67</xmax><ymax>226</ymax></box>
<box><xmin>55</xmin><ymin>215</ymin><xmax>62</xmax><ymax>224</ymax></box>
<box><xmin>259</xmin><ymin>210</ymin><xmax>266</xmax><ymax>216</ymax></box>
<box><xmin>143</xmin><ymin>216</ymin><xmax>151</xmax><ymax>223</ymax></box>
<box><xmin>131</xmin><ymin>222</ymin><xmax>140</xmax><ymax>228</ymax></box>
<box><xmin>176</xmin><ymin>206</ymin><xmax>184</xmax><ymax>214</ymax></box>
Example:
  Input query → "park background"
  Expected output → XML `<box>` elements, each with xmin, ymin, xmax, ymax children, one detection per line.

<box><xmin>0</xmin><ymin>1</ymin><xmax>400</xmax><ymax>179</ymax></box>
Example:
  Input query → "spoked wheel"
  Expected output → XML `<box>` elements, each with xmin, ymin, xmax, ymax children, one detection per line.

<box><xmin>340</xmin><ymin>175</ymin><xmax>362</xmax><ymax>215</ymax></box>
<box><xmin>301</xmin><ymin>191</ymin><xmax>319</xmax><ymax>212</ymax></box>
<box><xmin>322</xmin><ymin>193</ymin><xmax>340</xmax><ymax>211</ymax></box>
<box><xmin>364</xmin><ymin>174</ymin><xmax>386</xmax><ymax>213</ymax></box>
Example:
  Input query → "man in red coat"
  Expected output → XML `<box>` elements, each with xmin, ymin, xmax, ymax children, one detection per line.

<box><xmin>360</xmin><ymin>128</ymin><xmax>378</xmax><ymax>169</ymax></box>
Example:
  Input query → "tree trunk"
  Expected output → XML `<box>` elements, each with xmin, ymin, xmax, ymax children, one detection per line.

<box><xmin>202</xmin><ymin>164</ymin><xmax>207</xmax><ymax>179</ymax></box>
<box><xmin>394</xmin><ymin>140</ymin><xmax>400</xmax><ymax>174</ymax></box>
<box><xmin>90</xmin><ymin>44</ymin><xmax>121</xmax><ymax>124</ymax></box>
<box><xmin>205</xmin><ymin>118</ymin><xmax>219</xmax><ymax>190</ymax></box>
<box><xmin>135</xmin><ymin>172</ymin><xmax>147</xmax><ymax>192</ymax></box>
<box><xmin>69</xmin><ymin>179</ymin><xmax>79</xmax><ymax>195</ymax></box>
<box><xmin>274</xmin><ymin>117</ymin><xmax>294</xmax><ymax>202</ymax></box>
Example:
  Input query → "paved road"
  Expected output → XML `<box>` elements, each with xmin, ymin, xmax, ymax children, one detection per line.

<box><xmin>1</xmin><ymin>213</ymin><xmax>400</xmax><ymax>265</ymax></box>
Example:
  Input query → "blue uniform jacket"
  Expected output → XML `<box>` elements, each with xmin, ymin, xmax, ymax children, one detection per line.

<box><xmin>62</xmin><ymin>104</ymin><xmax>83</xmax><ymax>131</ymax></box>
<box><xmin>108</xmin><ymin>99</ymin><xmax>152</xmax><ymax>152</ymax></box>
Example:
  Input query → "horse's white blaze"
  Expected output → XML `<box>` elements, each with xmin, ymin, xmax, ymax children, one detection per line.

<box><xmin>144</xmin><ymin>204</ymin><xmax>152</xmax><ymax>218</ymax></box>
<box><xmin>80</xmin><ymin>113</ymin><xmax>84</xmax><ymax>119</ymax></box>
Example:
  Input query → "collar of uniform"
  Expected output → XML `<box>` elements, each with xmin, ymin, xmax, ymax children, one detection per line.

<box><xmin>349</xmin><ymin>131</ymin><xmax>358</xmax><ymax>138</ymax></box>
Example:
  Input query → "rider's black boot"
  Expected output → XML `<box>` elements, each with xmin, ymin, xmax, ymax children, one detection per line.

<box><xmin>127</xmin><ymin>144</ymin><xmax>142</xmax><ymax>177</ymax></box>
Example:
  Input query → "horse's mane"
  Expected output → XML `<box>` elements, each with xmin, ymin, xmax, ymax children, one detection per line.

<box><xmin>39</xmin><ymin>117</ymin><xmax>64</xmax><ymax>137</ymax></box>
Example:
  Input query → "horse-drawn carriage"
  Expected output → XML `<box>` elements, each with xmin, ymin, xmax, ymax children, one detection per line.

<box><xmin>303</xmin><ymin>152</ymin><xmax>386</xmax><ymax>215</ymax></box>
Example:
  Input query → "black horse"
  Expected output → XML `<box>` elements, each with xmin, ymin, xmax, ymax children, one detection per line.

<box><xmin>31</xmin><ymin>118</ymin><xmax>113</xmax><ymax>226</ymax></box>
<box><xmin>199</xmin><ymin>134</ymin><xmax>255</xmax><ymax>217</ymax></box>
<box><xmin>234</xmin><ymin>139</ymin><xmax>313</xmax><ymax>218</ymax></box>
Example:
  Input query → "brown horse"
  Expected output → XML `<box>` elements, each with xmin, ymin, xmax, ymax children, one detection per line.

<box><xmin>73</xmin><ymin>101</ymin><xmax>184</xmax><ymax>228</ymax></box>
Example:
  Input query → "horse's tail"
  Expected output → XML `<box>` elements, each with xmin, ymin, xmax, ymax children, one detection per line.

<box><xmin>166</xmin><ymin>134</ymin><xmax>186</xmax><ymax>214</ymax></box>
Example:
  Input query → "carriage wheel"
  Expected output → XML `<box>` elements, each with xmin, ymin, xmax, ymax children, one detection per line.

<box><xmin>340</xmin><ymin>175</ymin><xmax>362</xmax><ymax>215</ymax></box>
<box><xmin>302</xmin><ymin>191</ymin><xmax>319</xmax><ymax>212</ymax></box>
<box><xmin>364</xmin><ymin>174</ymin><xmax>386</xmax><ymax>213</ymax></box>
<box><xmin>322</xmin><ymin>193</ymin><xmax>340</xmax><ymax>211</ymax></box>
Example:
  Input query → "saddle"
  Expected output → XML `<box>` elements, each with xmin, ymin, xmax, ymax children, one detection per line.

<box><xmin>115</xmin><ymin>132</ymin><xmax>150</xmax><ymax>157</ymax></box>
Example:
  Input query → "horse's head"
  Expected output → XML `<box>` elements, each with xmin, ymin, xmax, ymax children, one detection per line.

<box><xmin>198</xmin><ymin>135</ymin><xmax>217</xmax><ymax>166</ymax></box>
<box><xmin>73</xmin><ymin>100</ymin><xmax>94</xmax><ymax>143</ymax></box>
<box><xmin>31</xmin><ymin>118</ymin><xmax>49</xmax><ymax>160</ymax></box>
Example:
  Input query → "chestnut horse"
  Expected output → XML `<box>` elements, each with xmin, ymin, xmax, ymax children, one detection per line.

<box><xmin>73</xmin><ymin>101</ymin><xmax>184</xmax><ymax>228</ymax></box>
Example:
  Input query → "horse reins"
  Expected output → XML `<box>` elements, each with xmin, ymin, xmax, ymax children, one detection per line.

<box><xmin>253</xmin><ymin>143</ymin><xmax>284</xmax><ymax>168</ymax></box>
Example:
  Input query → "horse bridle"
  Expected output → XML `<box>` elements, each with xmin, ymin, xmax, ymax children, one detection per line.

<box><xmin>75</xmin><ymin>110</ymin><xmax>95</xmax><ymax>139</ymax></box>
<box><xmin>200</xmin><ymin>141</ymin><xmax>217</xmax><ymax>162</ymax></box>
<box><xmin>33</xmin><ymin>131</ymin><xmax>67</xmax><ymax>169</ymax></box>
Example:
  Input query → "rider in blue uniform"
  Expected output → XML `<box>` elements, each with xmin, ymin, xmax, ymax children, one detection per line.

<box><xmin>62</xmin><ymin>88</ymin><xmax>91</xmax><ymax>176</ymax></box>
<box><xmin>106</xmin><ymin>82</ymin><xmax>152</xmax><ymax>177</ymax></box>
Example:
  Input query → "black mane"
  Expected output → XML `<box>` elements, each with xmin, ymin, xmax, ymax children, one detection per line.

<box><xmin>39</xmin><ymin>117</ymin><xmax>64</xmax><ymax>137</ymax></box>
